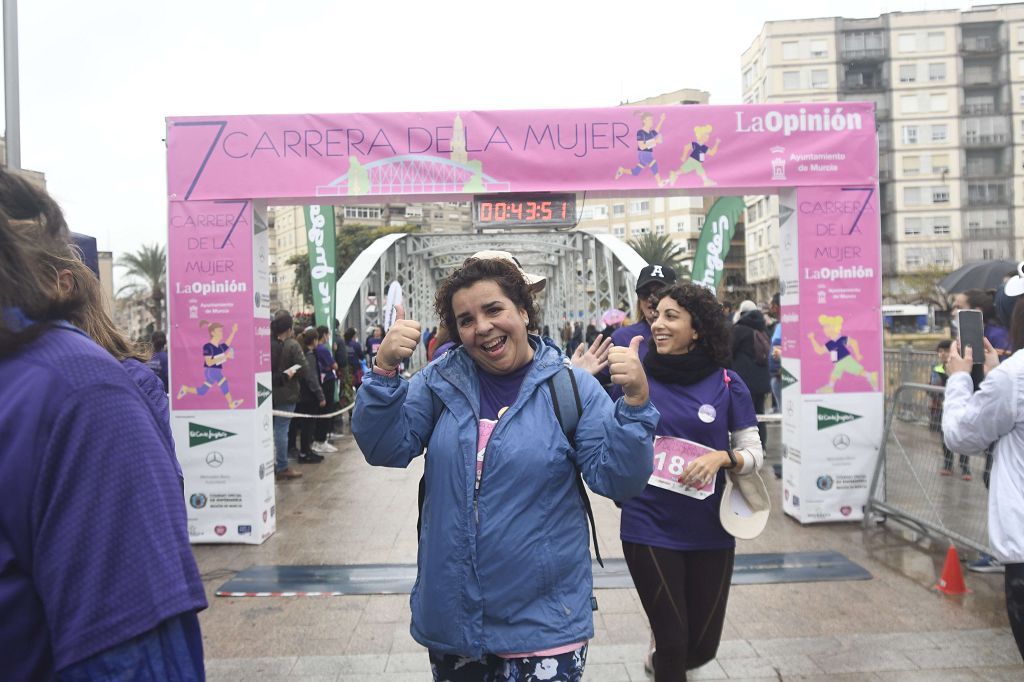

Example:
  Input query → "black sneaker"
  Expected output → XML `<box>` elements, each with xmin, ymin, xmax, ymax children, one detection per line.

<box><xmin>298</xmin><ymin>452</ymin><xmax>324</xmax><ymax>464</ymax></box>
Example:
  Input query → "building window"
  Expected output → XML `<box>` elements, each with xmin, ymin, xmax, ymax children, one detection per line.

<box><xmin>630</xmin><ymin>200</ymin><xmax>650</xmax><ymax>213</ymax></box>
<box><xmin>929</xmin><ymin>93</ymin><xmax>948</xmax><ymax>112</ymax></box>
<box><xmin>901</xmin><ymin>95</ymin><xmax>919</xmax><ymax>113</ymax></box>
<box><xmin>613</xmin><ymin>225</ymin><xmax>625</xmax><ymax>237</ymax></box>
<box><xmin>581</xmin><ymin>208</ymin><xmax>594</xmax><ymax>220</ymax></box>
<box><xmin>928</xmin><ymin>62</ymin><xmax>946</xmax><ymax>81</ymax></box>
<box><xmin>902</xmin><ymin>155</ymin><xmax>920</xmax><ymax>175</ymax></box>
<box><xmin>931</xmin><ymin>153</ymin><xmax>950</xmax><ymax>174</ymax></box>
<box><xmin>932</xmin><ymin>217</ymin><xmax>951</xmax><ymax>235</ymax></box>
<box><xmin>783</xmin><ymin>71</ymin><xmax>801</xmax><ymax>90</ymax></box>
<box><xmin>742</xmin><ymin>67</ymin><xmax>754</xmax><ymax>90</ymax></box>
<box><xmin>612</xmin><ymin>204</ymin><xmax>625</xmax><ymax>216</ymax></box>
<box><xmin>935</xmin><ymin>248</ymin><xmax>952</xmax><ymax>266</ymax></box>
<box><xmin>783</xmin><ymin>41</ymin><xmax>799</xmax><ymax>60</ymax></box>
<box><xmin>932</xmin><ymin>186</ymin><xmax>949</xmax><ymax>203</ymax></box>
<box><xmin>904</xmin><ymin>217</ymin><xmax>922</xmax><ymax>235</ymax></box>
<box><xmin>810</xmin><ymin>39</ymin><xmax>828</xmax><ymax>57</ymax></box>
<box><xmin>898</xmin><ymin>34</ymin><xmax>917</xmax><ymax>53</ymax></box>
<box><xmin>902</xmin><ymin>126</ymin><xmax>919</xmax><ymax>144</ymax></box>
<box><xmin>931</xmin><ymin>124</ymin><xmax>947</xmax><ymax>142</ymax></box>
<box><xmin>655</xmin><ymin>223</ymin><xmax>665</xmax><ymax>235</ymax></box>
<box><xmin>983</xmin><ymin>248</ymin><xmax>996</xmax><ymax>260</ymax></box>
<box><xmin>673</xmin><ymin>218</ymin><xmax>687</xmax><ymax>232</ymax></box>
<box><xmin>696</xmin><ymin>216</ymin><xmax>706</xmax><ymax>228</ymax></box>
<box><xmin>906</xmin><ymin>250</ymin><xmax>923</xmax><ymax>267</ymax></box>
<box><xmin>344</xmin><ymin>206</ymin><xmax>382</xmax><ymax>219</ymax></box>
<box><xmin>904</xmin><ymin>187</ymin><xmax>922</xmax><ymax>205</ymax></box>
<box><xmin>927</xmin><ymin>32</ymin><xmax>945</xmax><ymax>51</ymax></box>
<box><xmin>899</xmin><ymin>64</ymin><xmax>917</xmax><ymax>83</ymax></box>
<box><xmin>593</xmin><ymin>205</ymin><xmax>608</xmax><ymax>218</ymax></box>
<box><xmin>1018</xmin><ymin>25</ymin><xmax>1024</xmax><ymax>46</ymax></box>
<box><xmin>811</xmin><ymin>69</ymin><xmax>828</xmax><ymax>88</ymax></box>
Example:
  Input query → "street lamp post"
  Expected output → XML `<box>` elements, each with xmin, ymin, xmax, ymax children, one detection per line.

<box><xmin>3</xmin><ymin>0</ymin><xmax>19</xmax><ymax>170</ymax></box>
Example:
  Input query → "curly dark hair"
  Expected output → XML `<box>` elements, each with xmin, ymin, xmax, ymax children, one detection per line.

<box><xmin>653</xmin><ymin>282</ymin><xmax>732</xmax><ymax>367</ymax></box>
<box><xmin>435</xmin><ymin>257</ymin><xmax>540</xmax><ymax>345</ymax></box>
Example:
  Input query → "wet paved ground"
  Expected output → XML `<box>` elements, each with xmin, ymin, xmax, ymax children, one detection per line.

<box><xmin>193</xmin><ymin>427</ymin><xmax>1022</xmax><ymax>681</ymax></box>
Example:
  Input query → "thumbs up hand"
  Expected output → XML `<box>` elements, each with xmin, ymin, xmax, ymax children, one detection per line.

<box><xmin>376</xmin><ymin>306</ymin><xmax>421</xmax><ymax>371</ymax></box>
<box><xmin>609</xmin><ymin>335</ymin><xmax>649</xmax><ymax>406</ymax></box>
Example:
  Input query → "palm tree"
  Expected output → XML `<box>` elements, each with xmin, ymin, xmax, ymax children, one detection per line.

<box><xmin>117</xmin><ymin>243</ymin><xmax>167</xmax><ymax>331</ymax></box>
<box><xmin>627</xmin><ymin>233</ymin><xmax>688</xmax><ymax>275</ymax></box>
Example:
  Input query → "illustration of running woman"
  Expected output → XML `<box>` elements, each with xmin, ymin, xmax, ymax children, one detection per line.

<box><xmin>806</xmin><ymin>314</ymin><xmax>879</xmax><ymax>393</ymax></box>
<box><xmin>177</xmin><ymin>320</ymin><xmax>244</xmax><ymax>409</ymax></box>
<box><xmin>615</xmin><ymin>112</ymin><xmax>666</xmax><ymax>184</ymax></box>
<box><xmin>664</xmin><ymin>124</ymin><xmax>720</xmax><ymax>187</ymax></box>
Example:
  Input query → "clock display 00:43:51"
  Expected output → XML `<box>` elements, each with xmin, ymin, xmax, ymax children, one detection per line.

<box><xmin>477</xmin><ymin>199</ymin><xmax>569</xmax><ymax>223</ymax></box>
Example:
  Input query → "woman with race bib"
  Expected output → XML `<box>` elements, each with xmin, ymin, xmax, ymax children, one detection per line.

<box><xmin>618</xmin><ymin>282</ymin><xmax>764</xmax><ymax>680</ymax></box>
<box><xmin>352</xmin><ymin>255</ymin><xmax>658</xmax><ymax>681</ymax></box>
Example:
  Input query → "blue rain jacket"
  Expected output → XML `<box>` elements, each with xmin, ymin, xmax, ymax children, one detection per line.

<box><xmin>352</xmin><ymin>336</ymin><xmax>657</xmax><ymax>658</ymax></box>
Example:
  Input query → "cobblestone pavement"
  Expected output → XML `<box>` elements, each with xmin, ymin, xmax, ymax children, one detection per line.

<box><xmin>193</xmin><ymin>429</ymin><xmax>1023</xmax><ymax>680</ymax></box>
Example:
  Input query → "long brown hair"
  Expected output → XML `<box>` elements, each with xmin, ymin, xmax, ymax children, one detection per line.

<box><xmin>62</xmin><ymin>257</ymin><xmax>150</xmax><ymax>362</ymax></box>
<box><xmin>0</xmin><ymin>169</ymin><xmax>83</xmax><ymax>356</ymax></box>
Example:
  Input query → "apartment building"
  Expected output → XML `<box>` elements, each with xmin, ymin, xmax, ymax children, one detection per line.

<box><xmin>741</xmin><ymin>4</ymin><xmax>1024</xmax><ymax>302</ymax></box>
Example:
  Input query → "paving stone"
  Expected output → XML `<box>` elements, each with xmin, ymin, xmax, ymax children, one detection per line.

<box><xmin>903</xmin><ymin>643</ymin><xmax>1022</xmax><ymax>669</ymax></box>
<box><xmin>749</xmin><ymin>635</ymin><xmax>842</xmax><ymax>657</ymax></box>
<box><xmin>205</xmin><ymin>656</ymin><xmax>297</xmax><ymax>676</ymax></box>
<box><xmin>687</xmin><ymin>660</ymin><xmax>728</xmax><ymax>679</ymax></box>
<box><xmin>579</xmin><ymin>662</ymin><xmax>632</xmax><ymax>681</ymax></box>
<box><xmin>714</xmin><ymin>639</ymin><xmax>758</xmax><ymax>659</ymax></box>
<box><xmin>289</xmin><ymin>654</ymin><xmax>387</xmax><ymax>675</ymax></box>
<box><xmin>812</xmin><ymin>648</ymin><xmax>917</xmax><ymax>674</ymax></box>
<box><xmin>874</xmin><ymin>669</ymin><xmax>980</xmax><ymax>681</ymax></box>
<box><xmin>385</xmin><ymin>651</ymin><xmax>429</xmax><ymax>673</ymax></box>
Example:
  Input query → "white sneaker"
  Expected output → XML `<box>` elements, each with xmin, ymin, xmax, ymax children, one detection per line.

<box><xmin>312</xmin><ymin>441</ymin><xmax>337</xmax><ymax>453</ymax></box>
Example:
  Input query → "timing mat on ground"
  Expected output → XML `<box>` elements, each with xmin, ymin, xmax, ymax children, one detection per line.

<box><xmin>216</xmin><ymin>550</ymin><xmax>871</xmax><ymax>597</ymax></box>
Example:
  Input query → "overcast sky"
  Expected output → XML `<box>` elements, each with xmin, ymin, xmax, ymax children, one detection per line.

<box><xmin>7</xmin><ymin>0</ymin><xmax>1008</xmax><ymax>280</ymax></box>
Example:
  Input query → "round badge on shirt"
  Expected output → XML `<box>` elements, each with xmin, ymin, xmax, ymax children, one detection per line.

<box><xmin>698</xmin><ymin>404</ymin><xmax>717</xmax><ymax>423</ymax></box>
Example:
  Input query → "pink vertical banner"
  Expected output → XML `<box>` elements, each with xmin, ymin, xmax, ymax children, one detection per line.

<box><xmin>168</xmin><ymin>200</ymin><xmax>255</xmax><ymax>410</ymax></box>
<box><xmin>797</xmin><ymin>186</ymin><xmax>882</xmax><ymax>395</ymax></box>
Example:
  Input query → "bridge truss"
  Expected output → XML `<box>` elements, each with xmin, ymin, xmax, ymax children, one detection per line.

<box><xmin>335</xmin><ymin>230</ymin><xmax>648</xmax><ymax>371</ymax></box>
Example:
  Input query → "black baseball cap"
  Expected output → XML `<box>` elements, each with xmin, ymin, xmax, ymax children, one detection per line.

<box><xmin>635</xmin><ymin>264</ymin><xmax>677</xmax><ymax>294</ymax></box>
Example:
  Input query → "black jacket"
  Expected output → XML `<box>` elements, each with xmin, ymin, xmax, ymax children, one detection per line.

<box><xmin>731</xmin><ymin>309</ymin><xmax>771</xmax><ymax>395</ymax></box>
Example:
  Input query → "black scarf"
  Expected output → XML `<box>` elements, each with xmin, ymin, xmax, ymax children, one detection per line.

<box><xmin>643</xmin><ymin>343</ymin><xmax>721</xmax><ymax>386</ymax></box>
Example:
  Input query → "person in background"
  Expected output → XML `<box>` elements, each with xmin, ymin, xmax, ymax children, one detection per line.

<box><xmin>730</xmin><ymin>299</ymin><xmax>771</xmax><ymax>448</ymax></box>
<box><xmin>768</xmin><ymin>293</ymin><xmax>782</xmax><ymax>413</ymax></box>
<box><xmin>313</xmin><ymin>325</ymin><xmax>339</xmax><ymax>453</ymax></box>
<box><xmin>930</xmin><ymin>339</ymin><xmax>971</xmax><ymax>480</ymax></box>
<box><xmin>942</xmin><ymin>293</ymin><xmax>1024</xmax><ymax>659</ymax></box>
<box><xmin>428</xmin><ymin>324</ymin><xmax>450</xmax><ymax>361</ymax></box>
<box><xmin>352</xmin><ymin>255</ymin><xmax>657</xmax><ymax>679</ymax></box>
<box><xmin>0</xmin><ymin>168</ymin><xmax>206</xmax><ymax>680</ymax></box>
<box><xmin>953</xmin><ymin>288</ymin><xmax>1010</xmax><ymax>358</ymax></box>
<box><xmin>366</xmin><ymin>325</ymin><xmax>384</xmax><ymax>367</ymax></box>
<box><xmin>148</xmin><ymin>329</ymin><xmax>169</xmax><ymax>393</ymax></box>
<box><xmin>271</xmin><ymin>312</ymin><xmax>304</xmax><ymax>480</ymax></box>
<box><xmin>597</xmin><ymin>264</ymin><xmax>677</xmax><ymax>390</ymax></box>
<box><xmin>618</xmin><ymin>283</ymin><xmax>763</xmax><ymax>679</ymax></box>
<box><xmin>296</xmin><ymin>328</ymin><xmax>327</xmax><ymax>464</ymax></box>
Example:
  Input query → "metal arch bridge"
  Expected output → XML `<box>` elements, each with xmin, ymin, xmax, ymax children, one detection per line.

<box><xmin>315</xmin><ymin>155</ymin><xmax>511</xmax><ymax>197</ymax></box>
<box><xmin>334</xmin><ymin>230</ymin><xmax>648</xmax><ymax>372</ymax></box>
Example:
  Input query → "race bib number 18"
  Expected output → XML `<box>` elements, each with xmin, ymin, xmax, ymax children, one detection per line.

<box><xmin>649</xmin><ymin>435</ymin><xmax>716</xmax><ymax>500</ymax></box>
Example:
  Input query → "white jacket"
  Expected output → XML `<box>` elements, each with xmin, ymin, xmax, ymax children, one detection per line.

<box><xmin>942</xmin><ymin>349</ymin><xmax>1024</xmax><ymax>564</ymax></box>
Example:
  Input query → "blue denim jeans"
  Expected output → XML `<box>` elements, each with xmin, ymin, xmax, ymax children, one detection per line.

<box><xmin>273</xmin><ymin>403</ymin><xmax>296</xmax><ymax>471</ymax></box>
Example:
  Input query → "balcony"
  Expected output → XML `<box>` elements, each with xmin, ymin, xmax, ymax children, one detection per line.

<box><xmin>961</xmin><ymin>102</ymin><xmax>1010</xmax><ymax>115</ymax></box>
<box><xmin>964</xmin><ymin>165</ymin><xmax>1012</xmax><ymax>179</ymax></box>
<box><xmin>841</xmin><ymin>78</ymin><xmax>888</xmax><ymax>93</ymax></box>
<box><xmin>962</xmin><ymin>132</ymin><xmax>1010</xmax><ymax>148</ymax></box>
<box><xmin>959</xmin><ymin>38</ymin><xmax>1005</xmax><ymax>55</ymax></box>
<box><xmin>966</xmin><ymin>181</ymin><xmax>1011</xmax><ymax>205</ymax></box>
<box><xmin>963</xmin><ymin>71</ymin><xmax>1008</xmax><ymax>87</ymax></box>
<box><xmin>840</xmin><ymin>47</ymin><xmax>887</xmax><ymax>62</ymax></box>
<box><xmin>965</xmin><ymin>226</ymin><xmax>1012</xmax><ymax>240</ymax></box>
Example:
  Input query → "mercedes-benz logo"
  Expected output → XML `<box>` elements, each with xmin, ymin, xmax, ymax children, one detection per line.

<box><xmin>206</xmin><ymin>451</ymin><xmax>224</xmax><ymax>468</ymax></box>
<box><xmin>833</xmin><ymin>434</ymin><xmax>851</xmax><ymax>450</ymax></box>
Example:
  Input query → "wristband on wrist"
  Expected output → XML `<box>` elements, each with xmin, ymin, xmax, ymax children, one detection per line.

<box><xmin>372</xmin><ymin>359</ymin><xmax>398</xmax><ymax>377</ymax></box>
<box><xmin>724</xmin><ymin>450</ymin><xmax>738</xmax><ymax>470</ymax></box>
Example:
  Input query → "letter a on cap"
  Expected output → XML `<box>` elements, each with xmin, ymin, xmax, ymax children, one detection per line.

<box><xmin>651</xmin><ymin>265</ymin><xmax>664</xmax><ymax>278</ymax></box>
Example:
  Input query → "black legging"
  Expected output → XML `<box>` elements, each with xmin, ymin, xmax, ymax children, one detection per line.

<box><xmin>623</xmin><ymin>541</ymin><xmax>734</xmax><ymax>681</ymax></box>
<box><xmin>1007</xmin><ymin>563</ymin><xmax>1024</xmax><ymax>660</ymax></box>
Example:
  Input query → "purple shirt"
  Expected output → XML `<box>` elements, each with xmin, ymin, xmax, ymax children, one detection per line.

<box><xmin>0</xmin><ymin>324</ymin><xmax>207</xmax><ymax>678</ymax></box>
<box><xmin>611</xmin><ymin>320</ymin><xmax>652</xmax><ymax>362</ymax></box>
<box><xmin>203</xmin><ymin>341</ymin><xmax>229</xmax><ymax>367</ymax></box>
<box><xmin>315</xmin><ymin>343</ymin><xmax>335</xmax><ymax>374</ymax></box>
<box><xmin>825</xmin><ymin>336</ymin><xmax>850</xmax><ymax>362</ymax></box>
<box><xmin>620</xmin><ymin>369</ymin><xmax>757</xmax><ymax>551</ymax></box>
<box><xmin>477</xmin><ymin>362</ymin><xmax>531</xmax><ymax>420</ymax></box>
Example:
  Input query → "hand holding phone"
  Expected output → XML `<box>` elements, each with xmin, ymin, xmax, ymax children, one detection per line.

<box><xmin>284</xmin><ymin>363</ymin><xmax>303</xmax><ymax>378</ymax></box>
<box><xmin>956</xmin><ymin>309</ymin><xmax>985</xmax><ymax>366</ymax></box>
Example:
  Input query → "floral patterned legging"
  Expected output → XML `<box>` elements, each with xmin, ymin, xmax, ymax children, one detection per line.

<box><xmin>429</xmin><ymin>644</ymin><xmax>587</xmax><ymax>682</ymax></box>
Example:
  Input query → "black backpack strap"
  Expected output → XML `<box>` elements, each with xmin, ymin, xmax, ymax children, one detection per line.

<box><xmin>548</xmin><ymin>366</ymin><xmax>603</xmax><ymax>568</ymax></box>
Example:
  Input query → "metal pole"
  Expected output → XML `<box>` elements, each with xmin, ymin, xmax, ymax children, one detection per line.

<box><xmin>3</xmin><ymin>0</ymin><xmax>19</xmax><ymax>170</ymax></box>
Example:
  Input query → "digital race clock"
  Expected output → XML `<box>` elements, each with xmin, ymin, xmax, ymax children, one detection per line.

<box><xmin>472</xmin><ymin>193</ymin><xmax>576</xmax><ymax>228</ymax></box>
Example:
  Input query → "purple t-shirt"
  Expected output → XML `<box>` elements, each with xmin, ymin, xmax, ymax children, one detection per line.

<box><xmin>825</xmin><ymin>336</ymin><xmax>850</xmax><ymax>362</ymax></box>
<box><xmin>315</xmin><ymin>343</ymin><xmax>335</xmax><ymax>374</ymax></box>
<box><xmin>620</xmin><ymin>369</ymin><xmax>757</xmax><ymax>551</ymax></box>
<box><xmin>477</xmin><ymin>362</ymin><xmax>531</xmax><ymax>420</ymax></box>
<box><xmin>611</xmin><ymin>320</ymin><xmax>652</xmax><ymax>362</ymax></box>
<box><xmin>690</xmin><ymin>141</ymin><xmax>709</xmax><ymax>162</ymax></box>
<box><xmin>0</xmin><ymin>324</ymin><xmax>207</xmax><ymax>678</ymax></box>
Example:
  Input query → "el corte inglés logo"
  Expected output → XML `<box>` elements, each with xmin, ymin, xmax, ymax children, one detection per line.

<box><xmin>780</xmin><ymin>366</ymin><xmax>798</xmax><ymax>389</ymax></box>
<box><xmin>816</xmin><ymin>406</ymin><xmax>861</xmax><ymax>430</ymax></box>
<box><xmin>257</xmin><ymin>382</ymin><xmax>271</xmax><ymax>407</ymax></box>
<box><xmin>189</xmin><ymin>422</ymin><xmax>237</xmax><ymax>447</ymax></box>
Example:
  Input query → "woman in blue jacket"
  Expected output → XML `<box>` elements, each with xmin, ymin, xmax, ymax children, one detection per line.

<box><xmin>353</xmin><ymin>256</ymin><xmax>658</xmax><ymax>680</ymax></box>
<box><xmin>620</xmin><ymin>283</ymin><xmax>764</xmax><ymax>680</ymax></box>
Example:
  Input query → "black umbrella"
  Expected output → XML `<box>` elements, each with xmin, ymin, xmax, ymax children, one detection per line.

<box><xmin>938</xmin><ymin>260</ymin><xmax>1017</xmax><ymax>294</ymax></box>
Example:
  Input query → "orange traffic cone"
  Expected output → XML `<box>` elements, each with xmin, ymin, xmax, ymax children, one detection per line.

<box><xmin>935</xmin><ymin>544</ymin><xmax>970</xmax><ymax>595</ymax></box>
